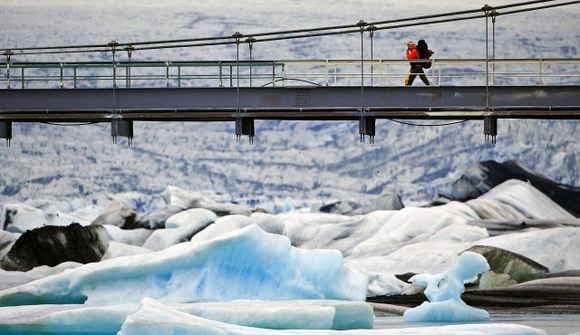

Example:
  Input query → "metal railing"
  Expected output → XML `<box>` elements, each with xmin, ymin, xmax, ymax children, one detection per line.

<box><xmin>1</xmin><ymin>58</ymin><xmax>579</xmax><ymax>89</ymax></box>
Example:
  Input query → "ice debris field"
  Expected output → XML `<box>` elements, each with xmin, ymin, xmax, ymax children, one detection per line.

<box><xmin>0</xmin><ymin>177</ymin><xmax>577</xmax><ymax>333</ymax></box>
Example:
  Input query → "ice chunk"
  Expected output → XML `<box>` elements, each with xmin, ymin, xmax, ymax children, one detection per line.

<box><xmin>143</xmin><ymin>208</ymin><xmax>217</xmax><ymax>251</ymax></box>
<box><xmin>118</xmin><ymin>298</ymin><xmax>546</xmax><ymax>335</ymax></box>
<box><xmin>0</xmin><ymin>300</ymin><xmax>373</xmax><ymax>332</ymax></box>
<box><xmin>102</xmin><ymin>241</ymin><xmax>152</xmax><ymax>260</ymax></box>
<box><xmin>403</xmin><ymin>251</ymin><xmax>490</xmax><ymax>322</ymax></box>
<box><xmin>0</xmin><ymin>224</ymin><xmax>368</xmax><ymax>305</ymax></box>
<box><xmin>102</xmin><ymin>224</ymin><xmax>153</xmax><ymax>247</ymax></box>
<box><xmin>2</xmin><ymin>204</ymin><xmax>88</xmax><ymax>233</ymax></box>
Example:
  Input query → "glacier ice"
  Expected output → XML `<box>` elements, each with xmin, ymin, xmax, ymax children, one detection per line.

<box><xmin>0</xmin><ymin>224</ymin><xmax>368</xmax><ymax>305</ymax></box>
<box><xmin>403</xmin><ymin>251</ymin><xmax>491</xmax><ymax>322</ymax></box>
<box><xmin>143</xmin><ymin>208</ymin><xmax>217</xmax><ymax>251</ymax></box>
<box><xmin>0</xmin><ymin>299</ymin><xmax>373</xmax><ymax>333</ymax></box>
<box><xmin>117</xmin><ymin>298</ymin><xmax>547</xmax><ymax>335</ymax></box>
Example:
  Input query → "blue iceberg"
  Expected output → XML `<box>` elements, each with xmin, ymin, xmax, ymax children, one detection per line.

<box><xmin>403</xmin><ymin>251</ymin><xmax>491</xmax><ymax>322</ymax></box>
<box><xmin>0</xmin><ymin>224</ymin><xmax>368</xmax><ymax>305</ymax></box>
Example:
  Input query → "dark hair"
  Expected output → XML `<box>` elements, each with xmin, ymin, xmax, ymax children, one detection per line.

<box><xmin>417</xmin><ymin>40</ymin><xmax>430</xmax><ymax>59</ymax></box>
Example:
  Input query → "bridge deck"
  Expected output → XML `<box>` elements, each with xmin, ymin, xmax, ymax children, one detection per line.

<box><xmin>1</xmin><ymin>86</ymin><xmax>579</xmax><ymax>122</ymax></box>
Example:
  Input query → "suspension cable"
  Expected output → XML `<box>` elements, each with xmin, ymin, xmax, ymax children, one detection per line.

<box><xmin>388</xmin><ymin>119</ymin><xmax>470</xmax><ymax>127</ymax></box>
<box><xmin>4</xmin><ymin>0</ymin><xmax>575</xmax><ymax>56</ymax></box>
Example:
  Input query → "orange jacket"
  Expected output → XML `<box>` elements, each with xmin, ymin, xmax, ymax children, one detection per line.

<box><xmin>406</xmin><ymin>47</ymin><xmax>419</xmax><ymax>60</ymax></box>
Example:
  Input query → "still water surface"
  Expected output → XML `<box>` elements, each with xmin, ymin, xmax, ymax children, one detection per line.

<box><xmin>375</xmin><ymin>314</ymin><xmax>580</xmax><ymax>334</ymax></box>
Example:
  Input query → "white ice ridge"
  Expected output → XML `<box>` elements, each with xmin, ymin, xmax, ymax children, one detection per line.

<box><xmin>0</xmin><ymin>224</ymin><xmax>368</xmax><ymax>305</ymax></box>
<box><xmin>0</xmin><ymin>300</ymin><xmax>373</xmax><ymax>333</ymax></box>
<box><xmin>118</xmin><ymin>298</ymin><xmax>547</xmax><ymax>335</ymax></box>
<box><xmin>403</xmin><ymin>251</ymin><xmax>490</xmax><ymax>322</ymax></box>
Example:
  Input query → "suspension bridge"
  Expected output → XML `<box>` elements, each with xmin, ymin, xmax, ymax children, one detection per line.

<box><xmin>1</xmin><ymin>1</ymin><xmax>579</xmax><ymax>145</ymax></box>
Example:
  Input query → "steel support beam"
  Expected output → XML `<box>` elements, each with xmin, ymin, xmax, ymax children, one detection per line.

<box><xmin>0</xmin><ymin>86</ymin><xmax>579</xmax><ymax>122</ymax></box>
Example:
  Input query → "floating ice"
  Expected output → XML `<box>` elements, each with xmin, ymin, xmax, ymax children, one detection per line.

<box><xmin>143</xmin><ymin>208</ymin><xmax>217</xmax><ymax>251</ymax></box>
<box><xmin>118</xmin><ymin>298</ymin><xmax>546</xmax><ymax>335</ymax></box>
<box><xmin>403</xmin><ymin>251</ymin><xmax>490</xmax><ymax>322</ymax></box>
<box><xmin>0</xmin><ymin>224</ymin><xmax>368</xmax><ymax>305</ymax></box>
<box><xmin>0</xmin><ymin>299</ymin><xmax>373</xmax><ymax>333</ymax></box>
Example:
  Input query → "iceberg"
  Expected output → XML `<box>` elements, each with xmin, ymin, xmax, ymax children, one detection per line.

<box><xmin>403</xmin><ymin>251</ymin><xmax>490</xmax><ymax>322</ymax></box>
<box><xmin>0</xmin><ymin>224</ymin><xmax>368</xmax><ymax>305</ymax></box>
<box><xmin>118</xmin><ymin>298</ymin><xmax>547</xmax><ymax>335</ymax></box>
<box><xmin>0</xmin><ymin>299</ymin><xmax>373</xmax><ymax>333</ymax></box>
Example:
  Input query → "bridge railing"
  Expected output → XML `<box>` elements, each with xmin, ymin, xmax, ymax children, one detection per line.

<box><xmin>1</xmin><ymin>58</ymin><xmax>579</xmax><ymax>89</ymax></box>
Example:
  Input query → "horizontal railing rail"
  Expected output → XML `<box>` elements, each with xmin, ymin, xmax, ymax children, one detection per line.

<box><xmin>1</xmin><ymin>58</ymin><xmax>579</xmax><ymax>89</ymax></box>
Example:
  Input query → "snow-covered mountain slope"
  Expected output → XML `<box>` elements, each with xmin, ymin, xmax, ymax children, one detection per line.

<box><xmin>0</xmin><ymin>0</ymin><xmax>578</xmax><ymax>207</ymax></box>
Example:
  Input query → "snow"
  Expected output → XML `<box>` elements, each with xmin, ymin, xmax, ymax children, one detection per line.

<box><xmin>0</xmin><ymin>224</ymin><xmax>368</xmax><ymax>305</ymax></box>
<box><xmin>403</xmin><ymin>252</ymin><xmax>490</xmax><ymax>322</ymax></box>
<box><xmin>103</xmin><ymin>224</ymin><xmax>153</xmax><ymax>246</ymax></box>
<box><xmin>478</xmin><ymin>227</ymin><xmax>580</xmax><ymax>273</ymax></box>
<box><xmin>117</xmin><ymin>298</ymin><xmax>546</xmax><ymax>335</ymax></box>
<box><xmin>143</xmin><ymin>208</ymin><xmax>217</xmax><ymax>251</ymax></box>
<box><xmin>1</xmin><ymin>203</ymin><xmax>90</xmax><ymax>234</ymax></box>
<box><xmin>102</xmin><ymin>241</ymin><xmax>152</xmax><ymax>260</ymax></box>
<box><xmin>0</xmin><ymin>299</ymin><xmax>373</xmax><ymax>333</ymax></box>
<box><xmin>466</xmin><ymin>180</ymin><xmax>575</xmax><ymax>221</ymax></box>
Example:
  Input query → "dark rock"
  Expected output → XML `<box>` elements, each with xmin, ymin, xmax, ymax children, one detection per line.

<box><xmin>90</xmin><ymin>202</ymin><xmax>141</xmax><ymax>230</ymax></box>
<box><xmin>466</xmin><ymin>245</ymin><xmax>549</xmax><ymax>287</ymax></box>
<box><xmin>140</xmin><ymin>205</ymin><xmax>186</xmax><ymax>229</ymax></box>
<box><xmin>352</xmin><ymin>191</ymin><xmax>404</xmax><ymax>214</ymax></box>
<box><xmin>439</xmin><ymin>160</ymin><xmax>580</xmax><ymax>217</ymax></box>
<box><xmin>463</xmin><ymin>277</ymin><xmax>580</xmax><ymax>307</ymax></box>
<box><xmin>319</xmin><ymin>201</ymin><xmax>362</xmax><ymax>215</ymax></box>
<box><xmin>1</xmin><ymin>223</ymin><xmax>110</xmax><ymax>272</ymax></box>
<box><xmin>395</xmin><ymin>272</ymin><xmax>416</xmax><ymax>283</ymax></box>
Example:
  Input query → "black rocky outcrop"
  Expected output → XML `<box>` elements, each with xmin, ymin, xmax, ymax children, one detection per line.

<box><xmin>1</xmin><ymin>223</ymin><xmax>110</xmax><ymax>272</ymax></box>
<box><xmin>438</xmin><ymin>160</ymin><xmax>580</xmax><ymax>217</ymax></box>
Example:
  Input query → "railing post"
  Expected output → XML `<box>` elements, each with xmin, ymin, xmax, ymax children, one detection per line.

<box><xmin>3</xmin><ymin>50</ymin><xmax>14</xmax><ymax>89</ymax></box>
<box><xmin>165</xmin><ymin>62</ymin><xmax>170</xmax><ymax>88</ymax></box>
<box><xmin>385</xmin><ymin>63</ymin><xmax>389</xmax><ymax>86</ymax></box>
<box><xmin>177</xmin><ymin>65</ymin><xmax>181</xmax><ymax>88</ymax></box>
<box><xmin>125</xmin><ymin>46</ymin><xmax>134</xmax><ymax>88</ymax></box>
<box><xmin>59</xmin><ymin>63</ymin><xmax>64</xmax><ymax>88</ymax></box>
<box><xmin>368</xmin><ymin>25</ymin><xmax>376</xmax><ymax>86</ymax></box>
<box><xmin>539</xmin><ymin>58</ymin><xmax>545</xmax><ymax>85</ymax></box>
<box><xmin>272</xmin><ymin>61</ymin><xmax>276</xmax><ymax>87</ymax></box>
<box><xmin>73</xmin><ymin>66</ymin><xmax>77</xmax><ymax>89</ymax></box>
<box><xmin>482</xmin><ymin>5</ymin><xmax>497</xmax><ymax>144</ymax></box>
<box><xmin>378</xmin><ymin>59</ymin><xmax>383</xmax><ymax>86</ymax></box>
<box><xmin>21</xmin><ymin>67</ymin><xmax>24</xmax><ymax>89</ymax></box>
<box><xmin>246</xmin><ymin>37</ymin><xmax>256</xmax><ymax>87</ymax></box>
<box><xmin>108</xmin><ymin>40</ymin><xmax>118</xmax><ymax>89</ymax></box>
<box><xmin>219</xmin><ymin>61</ymin><xmax>223</xmax><ymax>87</ymax></box>
<box><xmin>325</xmin><ymin>59</ymin><xmax>329</xmax><ymax>86</ymax></box>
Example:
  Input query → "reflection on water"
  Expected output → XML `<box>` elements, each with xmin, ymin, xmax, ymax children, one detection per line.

<box><xmin>375</xmin><ymin>314</ymin><xmax>580</xmax><ymax>335</ymax></box>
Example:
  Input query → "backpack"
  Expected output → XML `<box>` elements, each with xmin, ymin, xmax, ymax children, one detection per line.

<box><xmin>417</xmin><ymin>40</ymin><xmax>433</xmax><ymax>69</ymax></box>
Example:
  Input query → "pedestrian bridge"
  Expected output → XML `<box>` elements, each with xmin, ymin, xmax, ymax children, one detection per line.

<box><xmin>1</xmin><ymin>58</ymin><xmax>579</xmax><ymax>144</ymax></box>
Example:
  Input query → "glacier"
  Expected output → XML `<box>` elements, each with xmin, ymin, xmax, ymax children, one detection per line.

<box><xmin>0</xmin><ymin>224</ymin><xmax>368</xmax><ymax>305</ymax></box>
<box><xmin>402</xmin><ymin>251</ymin><xmax>491</xmax><ymax>322</ymax></box>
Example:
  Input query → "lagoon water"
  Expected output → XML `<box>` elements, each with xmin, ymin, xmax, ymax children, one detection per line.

<box><xmin>375</xmin><ymin>314</ymin><xmax>580</xmax><ymax>335</ymax></box>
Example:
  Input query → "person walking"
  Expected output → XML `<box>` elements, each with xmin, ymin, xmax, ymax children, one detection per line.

<box><xmin>404</xmin><ymin>40</ymin><xmax>433</xmax><ymax>86</ymax></box>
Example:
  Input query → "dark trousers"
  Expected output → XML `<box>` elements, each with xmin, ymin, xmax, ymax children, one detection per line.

<box><xmin>406</xmin><ymin>64</ymin><xmax>430</xmax><ymax>86</ymax></box>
